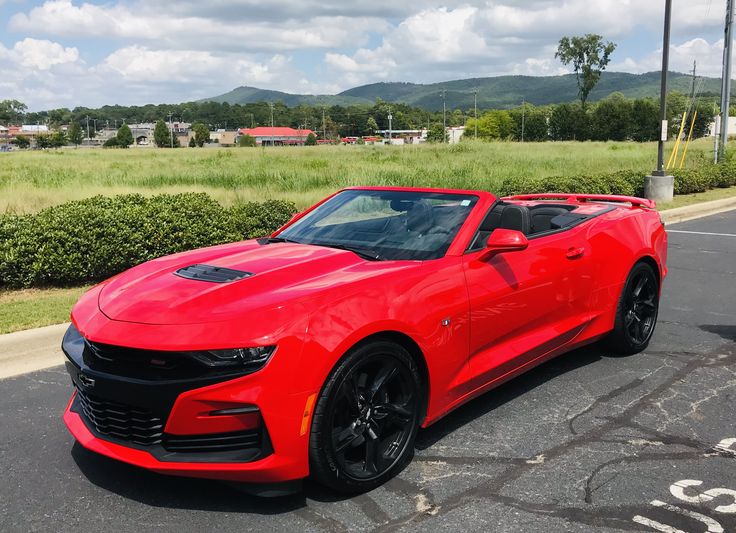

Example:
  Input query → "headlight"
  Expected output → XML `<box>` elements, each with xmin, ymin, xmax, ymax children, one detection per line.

<box><xmin>189</xmin><ymin>346</ymin><xmax>276</xmax><ymax>370</ymax></box>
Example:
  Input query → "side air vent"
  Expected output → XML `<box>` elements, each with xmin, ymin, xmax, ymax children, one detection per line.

<box><xmin>174</xmin><ymin>264</ymin><xmax>253</xmax><ymax>283</ymax></box>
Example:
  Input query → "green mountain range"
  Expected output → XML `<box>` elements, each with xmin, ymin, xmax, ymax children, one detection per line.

<box><xmin>204</xmin><ymin>71</ymin><xmax>726</xmax><ymax>111</ymax></box>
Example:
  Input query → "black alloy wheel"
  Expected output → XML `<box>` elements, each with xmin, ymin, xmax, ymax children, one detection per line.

<box><xmin>309</xmin><ymin>341</ymin><xmax>422</xmax><ymax>492</ymax></box>
<box><xmin>606</xmin><ymin>261</ymin><xmax>660</xmax><ymax>354</ymax></box>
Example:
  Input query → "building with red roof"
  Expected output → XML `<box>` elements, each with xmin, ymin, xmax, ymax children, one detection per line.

<box><xmin>237</xmin><ymin>127</ymin><xmax>315</xmax><ymax>146</ymax></box>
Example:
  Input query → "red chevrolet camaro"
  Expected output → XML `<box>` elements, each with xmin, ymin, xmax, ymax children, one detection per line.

<box><xmin>62</xmin><ymin>187</ymin><xmax>667</xmax><ymax>494</ymax></box>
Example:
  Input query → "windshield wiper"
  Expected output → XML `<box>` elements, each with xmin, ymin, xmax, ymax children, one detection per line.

<box><xmin>308</xmin><ymin>241</ymin><xmax>383</xmax><ymax>261</ymax></box>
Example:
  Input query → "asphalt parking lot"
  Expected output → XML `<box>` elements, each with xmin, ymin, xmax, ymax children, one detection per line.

<box><xmin>1</xmin><ymin>210</ymin><xmax>735</xmax><ymax>533</ymax></box>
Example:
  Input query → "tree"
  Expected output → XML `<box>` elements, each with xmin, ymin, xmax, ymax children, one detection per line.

<box><xmin>365</xmin><ymin>117</ymin><xmax>379</xmax><ymax>135</ymax></box>
<box><xmin>68</xmin><ymin>122</ymin><xmax>83</xmax><ymax>146</ymax></box>
<box><xmin>463</xmin><ymin>110</ymin><xmax>515</xmax><ymax>141</ymax></box>
<box><xmin>116</xmin><ymin>124</ymin><xmax>134</xmax><ymax>147</ymax></box>
<box><xmin>193</xmin><ymin>123</ymin><xmax>210</xmax><ymax>147</ymax></box>
<box><xmin>0</xmin><ymin>99</ymin><xmax>27</xmax><ymax>123</ymax></box>
<box><xmin>426</xmin><ymin>123</ymin><xmax>448</xmax><ymax>143</ymax></box>
<box><xmin>630</xmin><ymin>98</ymin><xmax>660</xmax><ymax>142</ymax></box>
<box><xmin>238</xmin><ymin>134</ymin><xmax>256</xmax><ymax>147</ymax></box>
<box><xmin>12</xmin><ymin>135</ymin><xmax>30</xmax><ymax>149</ymax></box>
<box><xmin>35</xmin><ymin>134</ymin><xmax>53</xmax><ymax>149</ymax></box>
<box><xmin>591</xmin><ymin>92</ymin><xmax>632</xmax><ymax>141</ymax></box>
<box><xmin>555</xmin><ymin>34</ymin><xmax>616</xmax><ymax>108</ymax></box>
<box><xmin>188</xmin><ymin>137</ymin><xmax>196</xmax><ymax>148</ymax></box>
<box><xmin>509</xmin><ymin>104</ymin><xmax>549</xmax><ymax>141</ymax></box>
<box><xmin>549</xmin><ymin>102</ymin><xmax>590</xmax><ymax>141</ymax></box>
<box><xmin>103</xmin><ymin>137</ymin><xmax>120</xmax><ymax>148</ymax></box>
<box><xmin>305</xmin><ymin>132</ymin><xmax>317</xmax><ymax>146</ymax></box>
<box><xmin>153</xmin><ymin>119</ymin><xmax>170</xmax><ymax>147</ymax></box>
<box><xmin>50</xmin><ymin>130</ymin><xmax>67</xmax><ymax>148</ymax></box>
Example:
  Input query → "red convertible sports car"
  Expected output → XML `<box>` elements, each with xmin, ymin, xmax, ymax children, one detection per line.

<box><xmin>62</xmin><ymin>186</ymin><xmax>667</xmax><ymax>494</ymax></box>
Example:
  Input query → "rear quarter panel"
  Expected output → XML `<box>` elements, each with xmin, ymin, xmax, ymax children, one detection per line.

<box><xmin>578</xmin><ymin>207</ymin><xmax>667</xmax><ymax>341</ymax></box>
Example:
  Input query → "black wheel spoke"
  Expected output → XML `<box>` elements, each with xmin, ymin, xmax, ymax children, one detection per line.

<box><xmin>369</xmin><ymin>364</ymin><xmax>398</xmax><ymax>401</ymax></box>
<box><xmin>632</xmin><ymin>275</ymin><xmax>647</xmax><ymax>298</ymax></box>
<box><xmin>339</xmin><ymin>374</ymin><xmax>362</xmax><ymax>414</ymax></box>
<box><xmin>363</xmin><ymin>429</ymin><xmax>380</xmax><ymax>473</ymax></box>
<box><xmin>374</xmin><ymin>402</ymin><xmax>412</xmax><ymax>423</ymax></box>
<box><xmin>334</xmin><ymin>424</ymin><xmax>361</xmax><ymax>454</ymax></box>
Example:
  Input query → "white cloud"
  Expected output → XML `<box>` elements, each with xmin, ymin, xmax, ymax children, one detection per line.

<box><xmin>9</xmin><ymin>1</ymin><xmax>386</xmax><ymax>52</ymax></box>
<box><xmin>1</xmin><ymin>0</ymin><xmax>731</xmax><ymax>109</ymax></box>
<box><xmin>12</xmin><ymin>38</ymin><xmax>79</xmax><ymax>70</ymax></box>
<box><xmin>612</xmin><ymin>38</ymin><xmax>726</xmax><ymax>78</ymax></box>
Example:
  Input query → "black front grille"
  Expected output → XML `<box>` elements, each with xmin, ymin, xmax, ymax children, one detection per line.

<box><xmin>163</xmin><ymin>429</ymin><xmax>262</xmax><ymax>453</ymax></box>
<box><xmin>174</xmin><ymin>264</ymin><xmax>252</xmax><ymax>283</ymax></box>
<box><xmin>82</xmin><ymin>341</ymin><xmax>207</xmax><ymax>381</ymax></box>
<box><xmin>76</xmin><ymin>387</ymin><xmax>164</xmax><ymax>446</ymax></box>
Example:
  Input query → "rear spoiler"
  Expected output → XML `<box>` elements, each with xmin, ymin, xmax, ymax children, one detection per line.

<box><xmin>502</xmin><ymin>193</ymin><xmax>656</xmax><ymax>209</ymax></box>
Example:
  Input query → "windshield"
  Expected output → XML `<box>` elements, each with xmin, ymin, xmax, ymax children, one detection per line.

<box><xmin>276</xmin><ymin>190</ymin><xmax>479</xmax><ymax>260</ymax></box>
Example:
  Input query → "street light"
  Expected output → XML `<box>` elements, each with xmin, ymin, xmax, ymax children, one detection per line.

<box><xmin>645</xmin><ymin>0</ymin><xmax>674</xmax><ymax>203</ymax></box>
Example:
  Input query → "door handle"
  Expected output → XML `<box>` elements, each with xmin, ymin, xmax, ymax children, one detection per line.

<box><xmin>566</xmin><ymin>247</ymin><xmax>585</xmax><ymax>259</ymax></box>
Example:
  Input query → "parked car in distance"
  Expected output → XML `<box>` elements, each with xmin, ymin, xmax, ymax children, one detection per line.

<box><xmin>62</xmin><ymin>187</ymin><xmax>667</xmax><ymax>494</ymax></box>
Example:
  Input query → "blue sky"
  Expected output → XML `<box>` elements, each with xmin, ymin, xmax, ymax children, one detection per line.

<box><xmin>0</xmin><ymin>0</ymin><xmax>728</xmax><ymax>111</ymax></box>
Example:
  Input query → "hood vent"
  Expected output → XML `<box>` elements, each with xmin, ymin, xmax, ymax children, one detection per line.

<box><xmin>174</xmin><ymin>264</ymin><xmax>253</xmax><ymax>283</ymax></box>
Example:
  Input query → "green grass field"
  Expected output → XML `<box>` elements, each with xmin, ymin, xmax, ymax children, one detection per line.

<box><xmin>0</xmin><ymin>139</ymin><xmax>717</xmax><ymax>214</ymax></box>
<box><xmin>0</xmin><ymin>286</ymin><xmax>89</xmax><ymax>334</ymax></box>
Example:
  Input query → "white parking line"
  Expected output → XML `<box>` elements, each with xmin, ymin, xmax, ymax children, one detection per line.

<box><xmin>667</xmin><ymin>230</ymin><xmax>736</xmax><ymax>237</ymax></box>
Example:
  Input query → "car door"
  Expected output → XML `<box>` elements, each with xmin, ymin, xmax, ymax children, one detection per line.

<box><xmin>461</xmin><ymin>225</ymin><xmax>593</xmax><ymax>393</ymax></box>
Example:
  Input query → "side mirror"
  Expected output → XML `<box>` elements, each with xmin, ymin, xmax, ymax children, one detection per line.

<box><xmin>482</xmin><ymin>229</ymin><xmax>528</xmax><ymax>258</ymax></box>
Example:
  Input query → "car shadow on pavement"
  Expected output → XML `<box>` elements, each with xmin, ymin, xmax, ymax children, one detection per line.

<box><xmin>415</xmin><ymin>344</ymin><xmax>610</xmax><ymax>450</ymax></box>
<box><xmin>71</xmin><ymin>343</ymin><xmax>619</xmax><ymax>511</ymax></box>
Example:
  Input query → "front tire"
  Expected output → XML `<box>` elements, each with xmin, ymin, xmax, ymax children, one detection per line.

<box><xmin>605</xmin><ymin>261</ymin><xmax>660</xmax><ymax>355</ymax></box>
<box><xmin>309</xmin><ymin>341</ymin><xmax>422</xmax><ymax>493</ymax></box>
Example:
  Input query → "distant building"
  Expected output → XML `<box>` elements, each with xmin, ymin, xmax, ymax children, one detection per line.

<box><xmin>21</xmin><ymin>125</ymin><xmax>49</xmax><ymax>134</ymax></box>
<box><xmin>210</xmin><ymin>129</ymin><xmax>237</xmax><ymax>146</ymax></box>
<box><xmin>238</xmin><ymin>127</ymin><xmax>315</xmax><ymax>146</ymax></box>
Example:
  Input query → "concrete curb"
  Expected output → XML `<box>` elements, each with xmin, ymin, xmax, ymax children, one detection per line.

<box><xmin>0</xmin><ymin>322</ymin><xmax>69</xmax><ymax>379</ymax></box>
<box><xmin>660</xmin><ymin>195</ymin><xmax>736</xmax><ymax>225</ymax></box>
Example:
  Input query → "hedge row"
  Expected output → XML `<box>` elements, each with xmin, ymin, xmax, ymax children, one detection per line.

<box><xmin>498</xmin><ymin>161</ymin><xmax>736</xmax><ymax>197</ymax></box>
<box><xmin>0</xmin><ymin>194</ymin><xmax>296</xmax><ymax>289</ymax></box>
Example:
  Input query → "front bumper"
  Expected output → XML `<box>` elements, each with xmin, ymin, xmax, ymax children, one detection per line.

<box><xmin>62</xmin><ymin>324</ymin><xmax>315</xmax><ymax>483</ymax></box>
<box><xmin>64</xmin><ymin>397</ymin><xmax>305</xmax><ymax>483</ymax></box>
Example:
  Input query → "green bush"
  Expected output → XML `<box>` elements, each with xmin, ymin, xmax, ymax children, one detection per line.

<box><xmin>0</xmin><ymin>193</ymin><xmax>296</xmax><ymax>288</ymax></box>
<box><xmin>499</xmin><ymin>164</ymin><xmax>732</xmax><ymax>199</ymax></box>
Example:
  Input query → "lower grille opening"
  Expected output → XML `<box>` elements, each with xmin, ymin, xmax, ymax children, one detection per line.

<box><xmin>72</xmin><ymin>387</ymin><xmax>271</xmax><ymax>463</ymax></box>
<box><xmin>163</xmin><ymin>430</ymin><xmax>262</xmax><ymax>453</ymax></box>
<box><xmin>76</xmin><ymin>387</ymin><xmax>164</xmax><ymax>446</ymax></box>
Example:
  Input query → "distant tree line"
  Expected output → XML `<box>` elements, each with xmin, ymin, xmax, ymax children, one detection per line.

<box><xmin>465</xmin><ymin>92</ymin><xmax>716</xmax><ymax>142</ymax></box>
<box><xmin>2</xmin><ymin>91</ymin><xmax>717</xmax><ymax>146</ymax></box>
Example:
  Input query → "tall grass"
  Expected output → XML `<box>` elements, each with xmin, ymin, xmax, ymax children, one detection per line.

<box><xmin>0</xmin><ymin>139</ymin><xmax>714</xmax><ymax>213</ymax></box>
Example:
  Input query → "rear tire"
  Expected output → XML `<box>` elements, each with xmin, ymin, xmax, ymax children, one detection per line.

<box><xmin>309</xmin><ymin>341</ymin><xmax>422</xmax><ymax>493</ymax></box>
<box><xmin>605</xmin><ymin>261</ymin><xmax>660</xmax><ymax>355</ymax></box>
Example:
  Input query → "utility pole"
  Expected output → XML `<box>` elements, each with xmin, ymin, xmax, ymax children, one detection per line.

<box><xmin>168</xmin><ymin>112</ymin><xmax>173</xmax><ymax>148</ymax></box>
<box><xmin>85</xmin><ymin>115</ymin><xmax>90</xmax><ymax>145</ymax></box>
<box><xmin>473</xmin><ymin>89</ymin><xmax>478</xmax><ymax>139</ymax></box>
<box><xmin>521</xmin><ymin>98</ymin><xmax>526</xmax><ymax>143</ymax></box>
<box><xmin>269</xmin><ymin>102</ymin><xmax>275</xmax><ymax>147</ymax></box>
<box><xmin>689</xmin><ymin>60</ymin><xmax>697</xmax><ymax>100</ymax></box>
<box><xmin>645</xmin><ymin>0</ymin><xmax>674</xmax><ymax>203</ymax></box>
<box><xmin>321</xmin><ymin>106</ymin><xmax>326</xmax><ymax>140</ymax></box>
<box><xmin>442</xmin><ymin>90</ymin><xmax>447</xmax><ymax>143</ymax></box>
<box><xmin>388</xmin><ymin>107</ymin><xmax>393</xmax><ymax>143</ymax></box>
<box><xmin>718</xmin><ymin>0</ymin><xmax>735</xmax><ymax>161</ymax></box>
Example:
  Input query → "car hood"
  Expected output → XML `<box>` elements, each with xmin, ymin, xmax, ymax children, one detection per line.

<box><xmin>98</xmin><ymin>240</ymin><xmax>412</xmax><ymax>325</ymax></box>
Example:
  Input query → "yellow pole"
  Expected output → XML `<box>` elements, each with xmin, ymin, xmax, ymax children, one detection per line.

<box><xmin>678</xmin><ymin>110</ymin><xmax>698</xmax><ymax>168</ymax></box>
<box><xmin>667</xmin><ymin>112</ymin><xmax>688</xmax><ymax>169</ymax></box>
